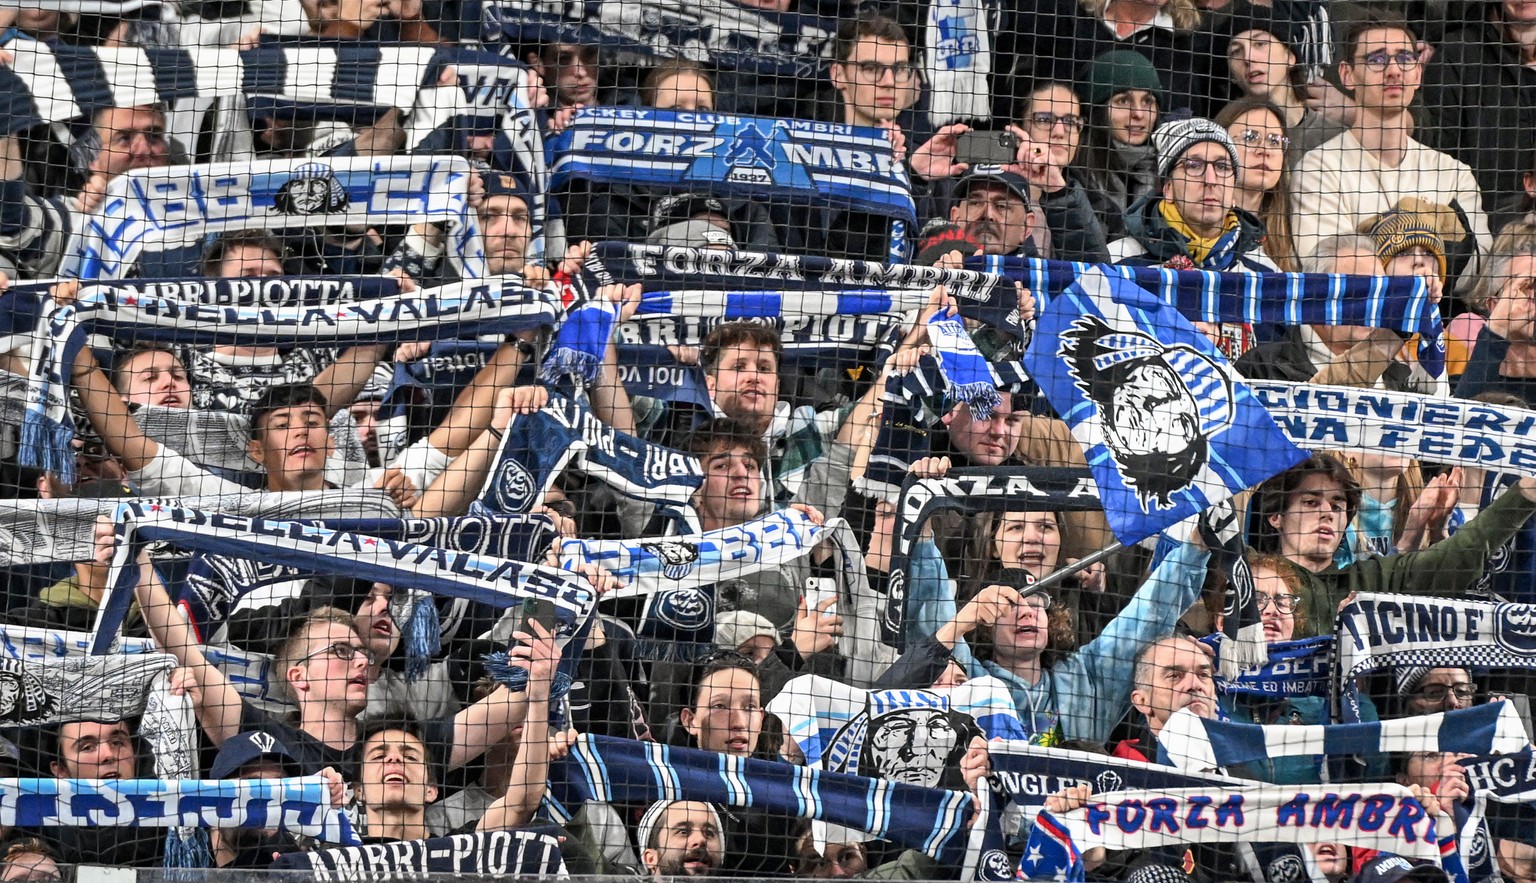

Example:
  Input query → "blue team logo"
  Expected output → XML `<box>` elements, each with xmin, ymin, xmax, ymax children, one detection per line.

<box><xmin>1494</xmin><ymin>603</ymin><xmax>1536</xmax><ymax>655</ymax></box>
<box><xmin>490</xmin><ymin>458</ymin><xmax>536</xmax><ymax>513</ymax></box>
<box><xmin>725</xmin><ymin>123</ymin><xmax>777</xmax><ymax>185</ymax></box>
<box><xmin>274</xmin><ymin>163</ymin><xmax>350</xmax><ymax>215</ymax></box>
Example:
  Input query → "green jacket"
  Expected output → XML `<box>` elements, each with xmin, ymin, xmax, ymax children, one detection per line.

<box><xmin>1292</xmin><ymin>485</ymin><xmax>1536</xmax><ymax>636</ymax></box>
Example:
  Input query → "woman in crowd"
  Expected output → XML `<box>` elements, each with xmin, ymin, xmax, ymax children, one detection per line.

<box><xmin>1215</xmin><ymin>96</ymin><xmax>1300</xmax><ymax>271</ymax></box>
<box><xmin>1075</xmin><ymin>51</ymin><xmax>1164</xmax><ymax>238</ymax></box>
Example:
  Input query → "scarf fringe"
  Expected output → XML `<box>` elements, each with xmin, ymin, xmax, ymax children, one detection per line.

<box><xmin>537</xmin><ymin>346</ymin><xmax>602</xmax><ymax>387</ymax></box>
<box><xmin>163</xmin><ymin>829</ymin><xmax>212</xmax><ymax>870</ymax></box>
<box><xmin>403</xmin><ymin>594</ymin><xmax>441</xmax><ymax>682</ymax></box>
<box><xmin>19</xmin><ymin>414</ymin><xmax>77</xmax><ymax>486</ymax></box>
<box><xmin>480</xmin><ymin>651</ymin><xmax>574</xmax><ymax>699</ymax></box>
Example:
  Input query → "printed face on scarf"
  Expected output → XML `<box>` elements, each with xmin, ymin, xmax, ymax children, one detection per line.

<box><xmin>942</xmin><ymin>392</ymin><xmax>1024</xmax><ymax>466</ymax></box>
<box><xmin>705</xmin><ymin>343</ymin><xmax>780</xmax><ymax>428</ymax></box>
<box><xmin>949</xmin><ymin>181</ymin><xmax>1033</xmax><ymax>255</ymax></box>
<box><xmin>1162</xmin><ymin>140</ymin><xmax>1237</xmax><ymax>237</ymax></box>
<box><xmin>993</xmin><ymin>510</ymin><xmax>1063</xmax><ymax>578</ymax></box>
<box><xmin>644</xmin><ymin>801</ymin><xmax>723</xmax><ymax>878</ymax></box>
<box><xmin>89</xmin><ymin>106</ymin><xmax>169</xmax><ymax>182</ymax></box>
<box><xmin>354</xmin><ymin>582</ymin><xmax>400</xmax><ymax>663</ymax></box>
<box><xmin>681</xmin><ymin>667</ymin><xmax>763</xmax><ymax>756</ymax></box>
<box><xmin>250</xmin><ymin>403</ymin><xmax>335</xmax><ymax>490</ymax></box>
<box><xmin>1131</xmin><ymin>637</ymin><xmax>1216</xmax><ymax>733</ymax></box>
<box><xmin>480</xmin><ymin>194</ymin><xmax>532</xmax><ymax>276</ymax></box>
<box><xmin>116</xmin><ymin>348</ymin><xmax>191</xmax><ymax>410</ymax></box>
<box><xmin>863</xmin><ymin>709</ymin><xmax>959</xmax><ymax>787</ymax></box>
<box><xmin>288</xmin><ymin>621</ymin><xmax>372</xmax><ymax>712</ymax></box>
<box><xmin>359</xmin><ymin>727</ymin><xmax>438</xmax><ymax>811</ymax></box>
<box><xmin>1268</xmin><ymin>474</ymin><xmax>1348</xmax><ymax>570</ymax></box>
<box><xmin>51</xmin><ymin>720</ymin><xmax>136</xmax><ymax>780</ymax></box>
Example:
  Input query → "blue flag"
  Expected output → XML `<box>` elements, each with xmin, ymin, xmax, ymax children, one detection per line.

<box><xmin>1023</xmin><ymin>268</ymin><xmax>1308</xmax><ymax>546</ymax></box>
<box><xmin>1019</xmin><ymin>809</ymin><xmax>1086</xmax><ymax>883</ymax></box>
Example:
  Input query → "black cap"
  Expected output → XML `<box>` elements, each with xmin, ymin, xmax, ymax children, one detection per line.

<box><xmin>210</xmin><ymin>731</ymin><xmax>299</xmax><ymax>779</ymax></box>
<box><xmin>1352</xmin><ymin>855</ymin><xmax>1449</xmax><ymax>883</ymax></box>
<box><xmin>953</xmin><ymin>166</ymin><xmax>1032</xmax><ymax>209</ymax></box>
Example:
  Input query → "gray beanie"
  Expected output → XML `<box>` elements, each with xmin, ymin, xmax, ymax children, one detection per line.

<box><xmin>1152</xmin><ymin>117</ymin><xmax>1242</xmax><ymax>183</ymax></box>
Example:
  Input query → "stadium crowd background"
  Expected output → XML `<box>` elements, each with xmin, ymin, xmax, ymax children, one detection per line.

<box><xmin>0</xmin><ymin>0</ymin><xmax>1534</xmax><ymax>880</ymax></box>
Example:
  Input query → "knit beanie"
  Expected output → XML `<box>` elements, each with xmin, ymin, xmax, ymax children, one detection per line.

<box><xmin>714</xmin><ymin>610</ymin><xmax>780</xmax><ymax>652</ymax></box>
<box><xmin>1361</xmin><ymin>201</ymin><xmax>1453</xmax><ymax>283</ymax></box>
<box><xmin>1082</xmin><ymin>50</ymin><xmax>1167</xmax><ymax>108</ymax></box>
<box><xmin>1151</xmin><ymin>117</ymin><xmax>1242</xmax><ymax>183</ymax></box>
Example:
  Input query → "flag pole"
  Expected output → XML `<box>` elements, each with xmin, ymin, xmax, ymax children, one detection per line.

<box><xmin>1027</xmin><ymin>541</ymin><xmax>1126</xmax><ymax>593</ymax></box>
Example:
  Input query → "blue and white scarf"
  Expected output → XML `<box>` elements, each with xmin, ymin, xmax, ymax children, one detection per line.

<box><xmin>92</xmin><ymin>503</ymin><xmax>596</xmax><ymax>655</ymax></box>
<box><xmin>1157</xmin><ymin>703</ymin><xmax>1530</xmax><ymax>774</ymax></box>
<box><xmin>1335</xmin><ymin>593</ymin><xmax>1536</xmax><ymax>723</ymax></box>
<box><xmin>976</xmin><ymin>256</ymin><xmax>1444</xmax><ymax>377</ymax></box>
<box><xmin>540</xmin><ymin>296</ymin><xmax>616</xmax><ymax>388</ymax></box>
<box><xmin>927</xmin><ymin>312</ymin><xmax>1001</xmax><ymax>418</ymax></box>
<box><xmin>1022</xmin><ymin>786</ymin><xmax>1456</xmax><ymax>882</ymax></box>
<box><xmin>1200</xmin><ymin>635</ymin><xmax>1334</xmax><ymax>699</ymax></box>
<box><xmin>481</xmin><ymin>0</ymin><xmax>835</xmax><ymax>79</ymax></box>
<box><xmin>271</xmin><ymin>829</ymin><xmax>566</xmax><ymax>877</ymax></box>
<box><xmin>592</xmin><ymin>242</ymin><xmax>1023</xmax><ymax>341</ymax></box>
<box><xmin>767</xmin><ymin>673</ymin><xmax>1026</xmax><ymax>773</ymax></box>
<box><xmin>16</xmin><ymin>274</ymin><xmax>554</xmax><ymax>483</ymax></box>
<box><xmin>1251</xmin><ymin>382</ymin><xmax>1536</xmax><ymax>479</ymax></box>
<box><xmin>0</xmin><ymin>777</ymin><xmax>357</xmax><ymax>843</ymax></box>
<box><xmin>0</xmin><ymin>40</ymin><xmax>442</xmax><ymax>134</ymax></box>
<box><xmin>558</xmin><ymin>507</ymin><xmax>826</xmax><ymax>599</ymax></box>
<box><xmin>550</xmin><ymin>108</ymin><xmax>914</xmax><ymax>241</ymax></box>
<box><xmin>1024</xmin><ymin>268</ymin><xmax>1308</xmax><ymax>546</ymax></box>
<box><xmin>71</xmin><ymin>155</ymin><xmax>485</xmax><ymax>281</ymax></box>
<box><xmin>552</xmin><ymin>734</ymin><xmax>975</xmax><ymax>865</ymax></box>
<box><xmin>926</xmin><ymin>0</ymin><xmax>997</xmax><ymax>126</ymax></box>
<box><xmin>478</xmin><ymin>393</ymin><xmax>702</xmax><ymax>514</ymax></box>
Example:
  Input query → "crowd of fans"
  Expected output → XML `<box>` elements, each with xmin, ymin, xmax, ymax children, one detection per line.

<box><xmin>0</xmin><ymin>0</ymin><xmax>1533</xmax><ymax>880</ymax></box>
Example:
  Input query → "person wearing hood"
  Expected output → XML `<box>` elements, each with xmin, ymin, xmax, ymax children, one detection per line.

<box><xmin>1110</xmin><ymin>116</ymin><xmax>1279</xmax><ymax>272</ymax></box>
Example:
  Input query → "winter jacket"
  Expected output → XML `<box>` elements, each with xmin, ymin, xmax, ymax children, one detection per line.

<box><xmin>1110</xmin><ymin>196</ymin><xmax>1277</xmax><ymax>271</ymax></box>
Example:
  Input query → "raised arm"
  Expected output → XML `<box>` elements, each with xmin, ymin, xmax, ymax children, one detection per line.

<box><xmin>424</xmin><ymin>341</ymin><xmax>529</xmax><ymax>459</ymax></box>
<box><xmin>415</xmin><ymin>385</ymin><xmax>547</xmax><ymax>518</ymax></box>
<box><xmin>478</xmin><ymin>621</ymin><xmax>558</xmax><ymax>831</ymax></box>
<box><xmin>94</xmin><ymin>519</ymin><xmax>244</xmax><ymax>745</ymax></box>
<box><xmin>71</xmin><ymin>329</ymin><xmax>161</xmax><ymax>472</ymax></box>
<box><xmin>312</xmin><ymin>344</ymin><xmax>391</xmax><ymax>418</ymax></box>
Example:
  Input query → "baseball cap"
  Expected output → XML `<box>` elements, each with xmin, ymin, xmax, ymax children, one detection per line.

<box><xmin>953</xmin><ymin>166</ymin><xmax>1032</xmax><ymax>209</ymax></box>
<box><xmin>652</xmin><ymin>193</ymin><xmax>731</xmax><ymax>232</ymax></box>
<box><xmin>479</xmin><ymin>170</ymin><xmax>534</xmax><ymax>205</ymax></box>
<box><xmin>210</xmin><ymin>731</ymin><xmax>299</xmax><ymax>779</ymax></box>
<box><xmin>1352</xmin><ymin>854</ymin><xmax>1449</xmax><ymax>883</ymax></box>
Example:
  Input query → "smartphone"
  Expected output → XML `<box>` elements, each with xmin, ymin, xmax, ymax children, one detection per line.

<box><xmin>804</xmin><ymin>577</ymin><xmax>838</xmax><ymax>616</ymax></box>
<box><xmin>955</xmin><ymin>129</ymin><xmax>1019</xmax><ymax>167</ymax></box>
<box><xmin>508</xmin><ymin>596</ymin><xmax>559</xmax><ymax>637</ymax></box>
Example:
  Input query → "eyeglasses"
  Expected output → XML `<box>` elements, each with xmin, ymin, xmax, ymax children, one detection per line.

<box><xmin>1025</xmin><ymin>112</ymin><xmax>1084</xmax><ymax>133</ymax></box>
<box><xmin>1234</xmin><ymin>129</ymin><xmax>1291</xmax><ymax>151</ymax></box>
<box><xmin>1256</xmin><ymin>592</ymin><xmax>1300</xmax><ymax>614</ymax></box>
<box><xmin>1015</xmin><ymin>595</ymin><xmax>1058</xmax><ymax>612</ymax></box>
<box><xmin>961</xmin><ymin>194</ymin><xmax>1027</xmax><ymax>215</ymax></box>
<box><xmin>1175</xmin><ymin>157</ymin><xmax>1236</xmax><ymax>179</ymax></box>
<box><xmin>1410</xmin><ymin>684</ymin><xmax>1477</xmax><ymax>703</ymax></box>
<box><xmin>847</xmin><ymin>60</ymin><xmax>921</xmax><ymax>83</ymax></box>
<box><xmin>1354</xmin><ymin>49</ymin><xmax>1420</xmax><ymax>71</ymax></box>
<box><xmin>298</xmin><ymin>642</ymin><xmax>378</xmax><ymax>667</ymax></box>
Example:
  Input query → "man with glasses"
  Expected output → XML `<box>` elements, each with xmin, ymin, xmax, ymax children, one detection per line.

<box><xmin>945</xmin><ymin>168</ymin><xmax>1039</xmax><ymax>257</ymax></box>
<box><xmin>1109</xmin><ymin>118</ymin><xmax>1278</xmax><ymax>272</ymax></box>
<box><xmin>1397</xmin><ymin>667</ymin><xmax>1478</xmax><ymax>716</ymax></box>
<box><xmin>106</xmin><ymin>524</ymin><xmax>534</xmax><ymax>780</ymax></box>
<box><xmin>1291</xmin><ymin>18</ymin><xmax>1490</xmax><ymax>268</ymax></box>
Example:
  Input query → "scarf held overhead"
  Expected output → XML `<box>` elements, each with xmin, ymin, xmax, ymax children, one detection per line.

<box><xmin>72</xmin><ymin>155</ymin><xmax>487</xmax><ymax>280</ymax></box>
<box><xmin>0</xmin><ymin>777</ymin><xmax>356</xmax><ymax>842</ymax></box>
<box><xmin>91</xmin><ymin>503</ymin><xmax>595</xmax><ymax>655</ymax></box>
<box><xmin>553</xmin><ymin>734</ymin><xmax>975</xmax><ymax>865</ymax></box>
